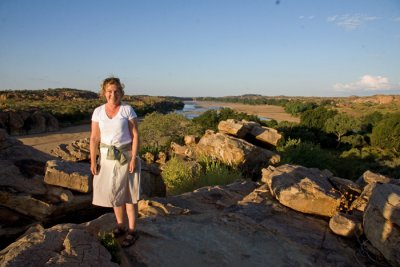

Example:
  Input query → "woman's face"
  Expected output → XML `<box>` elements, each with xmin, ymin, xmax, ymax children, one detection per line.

<box><xmin>104</xmin><ymin>84</ymin><xmax>122</xmax><ymax>105</ymax></box>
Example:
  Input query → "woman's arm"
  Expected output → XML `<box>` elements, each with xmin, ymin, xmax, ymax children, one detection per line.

<box><xmin>90</xmin><ymin>121</ymin><xmax>101</xmax><ymax>175</ymax></box>
<box><xmin>128</xmin><ymin>118</ymin><xmax>139</xmax><ymax>173</ymax></box>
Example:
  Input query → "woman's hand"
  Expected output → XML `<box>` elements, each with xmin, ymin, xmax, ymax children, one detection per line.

<box><xmin>90</xmin><ymin>162</ymin><xmax>98</xmax><ymax>176</ymax></box>
<box><xmin>129</xmin><ymin>157</ymin><xmax>136</xmax><ymax>173</ymax></box>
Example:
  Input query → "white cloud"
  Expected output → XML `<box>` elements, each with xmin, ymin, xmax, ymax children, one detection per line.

<box><xmin>334</xmin><ymin>75</ymin><xmax>397</xmax><ymax>91</ymax></box>
<box><xmin>393</xmin><ymin>17</ymin><xmax>400</xmax><ymax>22</ymax></box>
<box><xmin>299</xmin><ymin>15</ymin><xmax>315</xmax><ymax>20</ymax></box>
<box><xmin>327</xmin><ymin>14</ymin><xmax>378</xmax><ymax>31</ymax></box>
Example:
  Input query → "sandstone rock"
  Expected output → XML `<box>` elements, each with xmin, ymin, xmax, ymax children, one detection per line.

<box><xmin>328</xmin><ymin>176</ymin><xmax>362</xmax><ymax>195</ymax></box>
<box><xmin>25</xmin><ymin>111</ymin><xmax>46</xmax><ymax>134</ymax></box>
<box><xmin>0</xmin><ymin>224</ymin><xmax>118</xmax><ymax>267</ymax></box>
<box><xmin>44</xmin><ymin>160</ymin><xmax>92</xmax><ymax>193</ymax></box>
<box><xmin>141</xmin><ymin>162</ymin><xmax>166</xmax><ymax>198</ymax></box>
<box><xmin>142</xmin><ymin>151</ymin><xmax>155</xmax><ymax>163</ymax></box>
<box><xmin>356</xmin><ymin>170</ymin><xmax>391</xmax><ymax>187</ymax></box>
<box><xmin>363</xmin><ymin>183</ymin><xmax>400</xmax><ymax>266</ymax></box>
<box><xmin>156</xmin><ymin>151</ymin><xmax>167</xmax><ymax>164</ymax></box>
<box><xmin>350</xmin><ymin>183</ymin><xmax>377</xmax><ymax>212</ymax></box>
<box><xmin>329</xmin><ymin>213</ymin><xmax>363</xmax><ymax>237</ymax></box>
<box><xmin>195</xmin><ymin>130</ymin><xmax>280</xmax><ymax>177</ymax></box>
<box><xmin>249</xmin><ymin>124</ymin><xmax>282</xmax><ymax>146</ymax></box>
<box><xmin>8</xmin><ymin>111</ymin><xmax>27</xmax><ymax>135</ymax></box>
<box><xmin>0</xmin><ymin>190</ymin><xmax>56</xmax><ymax>220</ymax></box>
<box><xmin>217</xmin><ymin>119</ymin><xmax>252</xmax><ymax>138</ymax></box>
<box><xmin>262</xmin><ymin>164</ymin><xmax>341</xmax><ymax>217</ymax></box>
<box><xmin>184</xmin><ymin>135</ymin><xmax>196</xmax><ymax>145</ymax></box>
<box><xmin>170</xmin><ymin>142</ymin><xmax>188</xmax><ymax>156</ymax></box>
<box><xmin>2</xmin><ymin>180</ymin><xmax>380</xmax><ymax>266</ymax></box>
<box><xmin>51</xmin><ymin>138</ymin><xmax>91</xmax><ymax>161</ymax></box>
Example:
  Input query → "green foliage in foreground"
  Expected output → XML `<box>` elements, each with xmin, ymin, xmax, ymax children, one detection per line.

<box><xmin>98</xmin><ymin>232</ymin><xmax>121</xmax><ymax>264</ymax></box>
<box><xmin>161</xmin><ymin>156</ymin><xmax>242</xmax><ymax>196</ymax></box>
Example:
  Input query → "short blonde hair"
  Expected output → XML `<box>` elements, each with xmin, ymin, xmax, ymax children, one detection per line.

<box><xmin>100</xmin><ymin>77</ymin><xmax>125</xmax><ymax>97</ymax></box>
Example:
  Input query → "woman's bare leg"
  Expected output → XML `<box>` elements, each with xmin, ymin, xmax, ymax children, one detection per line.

<box><xmin>113</xmin><ymin>206</ymin><xmax>126</xmax><ymax>228</ymax></box>
<box><xmin>126</xmin><ymin>203</ymin><xmax>138</xmax><ymax>231</ymax></box>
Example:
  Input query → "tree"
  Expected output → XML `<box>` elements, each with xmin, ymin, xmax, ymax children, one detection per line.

<box><xmin>300</xmin><ymin>107</ymin><xmax>337</xmax><ymax>130</ymax></box>
<box><xmin>324</xmin><ymin>114</ymin><xmax>360</xmax><ymax>147</ymax></box>
<box><xmin>371</xmin><ymin>113</ymin><xmax>400</xmax><ymax>152</ymax></box>
<box><xmin>139</xmin><ymin>112</ymin><xmax>201</xmax><ymax>151</ymax></box>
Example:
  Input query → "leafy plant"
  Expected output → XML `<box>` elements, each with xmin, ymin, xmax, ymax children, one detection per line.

<box><xmin>98</xmin><ymin>232</ymin><xmax>121</xmax><ymax>264</ymax></box>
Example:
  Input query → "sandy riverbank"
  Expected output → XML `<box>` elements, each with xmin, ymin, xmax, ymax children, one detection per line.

<box><xmin>18</xmin><ymin>124</ymin><xmax>91</xmax><ymax>155</ymax></box>
<box><xmin>195</xmin><ymin>101</ymin><xmax>300</xmax><ymax>123</ymax></box>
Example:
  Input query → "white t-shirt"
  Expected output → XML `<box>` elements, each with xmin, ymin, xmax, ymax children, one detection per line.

<box><xmin>91</xmin><ymin>103</ymin><xmax>137</xmax><ymax>146</ymax></box>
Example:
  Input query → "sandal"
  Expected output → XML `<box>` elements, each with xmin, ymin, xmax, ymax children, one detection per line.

<box><xmin>112</xmin><ymin>226</ymin><xmax>126</xmax><ymax>237</ymax></box>
<box><xmin>121</xmin><ymin>231</ymin><xmax>139</xmax><ymax>248</ymax></box>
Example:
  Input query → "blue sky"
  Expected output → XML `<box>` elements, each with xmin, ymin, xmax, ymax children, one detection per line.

<box><xmin>0</xmin><ymin>0</ymin><xmax>399</xmax><ymax>97</ymax></box>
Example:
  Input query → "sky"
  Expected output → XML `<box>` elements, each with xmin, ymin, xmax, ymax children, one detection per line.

<box><xmin>0</xmin><ymin>0</ymin><xmax>399</xmax><ymax>97</ymax></box>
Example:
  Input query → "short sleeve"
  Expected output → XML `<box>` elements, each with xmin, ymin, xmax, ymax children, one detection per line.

<box><xmin>128</xmin><ymin>106</ymin><xmax>137</xmax><ymax>120</ymax></box>
<box><xmin>91</xmin><ymin>106</ymin><xmax>101</xmax><ymax>122</ymax></box>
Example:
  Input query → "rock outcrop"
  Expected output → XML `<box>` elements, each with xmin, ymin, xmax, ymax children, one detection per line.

<box><xmin>195</xmin><ymin>130</ymin><xmax>280</xmax><ymax>176</ymax></box>
<box><xmin>262</xmin><ymin>164</ymin><xmax>341</xmax><ymax>217</ymax></box>
<box><xmin>0</xmin><ymin>110</ymin><xmax>59</xmax><ymax>136</ymax></box>
<box><xmin>1</xmin><ymin>180</ymin><xmax>380</xmax><ymax>266</ymax></box>
<box><xmin>51</xmin><ymin>138</ymin><xmax>91</xmax><ymax>162</ymax></box>
<box><xmin>217</xmin><ymin>119</ymin><xmax>282</xmax><ymax>147</ymax></box>
<box><xmin>363</xmin><ymin>184</ymin><xmax>400</xmax><ymax>266</ymax></box>
<box><xmin>44</xmin><ymin>160</ymin><xmax>92</xmax><ymax>193</ymax></box>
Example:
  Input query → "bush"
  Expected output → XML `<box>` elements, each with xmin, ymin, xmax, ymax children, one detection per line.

<box><xmin>98</xmin><ymin>232</ymin><xmax>121</xmax><ymax>264</ymax></box>
<box><xmin>161</xmin><ymin>157</ymin><xmax>200</xmax><ymax>195</ymax></box>
<box><xmin>161</xmin><ymin>156</ymin><xmax>242</xmax><ymax>196</ymax></box>
<box><xmin>139</xmin><ymin>112</ymin><xmax>201</xmax><ymax>150</ymax></box>
<box><xmin>277</xmin><ymin>138</ymin><xmax>334</xmax><ymax>170</ymax></box>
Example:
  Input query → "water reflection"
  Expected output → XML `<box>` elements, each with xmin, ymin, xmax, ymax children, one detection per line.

<box><xmin>175</xmin><ymin>101</ymin><xmax>221</xmax><ymax>119</ymax></box>
<box><xmin>175</xmin><ymin>101</ymin><xmax>271</xmax><ymax>121</ymax></box>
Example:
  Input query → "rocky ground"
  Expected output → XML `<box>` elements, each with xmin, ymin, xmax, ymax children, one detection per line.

<box><xmin>1</xmin><ymin>119</ymin><xmax>399</xmax><ymax>266</ymax></box>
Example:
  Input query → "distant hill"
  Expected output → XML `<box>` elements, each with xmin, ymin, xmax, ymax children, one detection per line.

<box><xmin>0</xmin><ymin>88</ymin><xmax>99</xmax><ymax>101</ymax></box>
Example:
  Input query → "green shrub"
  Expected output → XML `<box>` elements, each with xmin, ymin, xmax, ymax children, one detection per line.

<box><xmin>196</xmin><ymin>156</ymin><xmax>242</xmax><ymax>188</ymax></box>
<box><xmin>139</xmin><ymin>112</ymin><xmax>201</xmax><ymax>150</ymax></box>
<box><xmin>161</xmin><ymin>156</ymin><xmax>243</xmax><ymax>196</ymax></box>
<box><xmin>161</xmin><ymin>157</ymin><xmax>200</xmax><ymax>195</ymax></box>
<box><xmin>277</xmin><ymin>138</ymin><xmax>335</xmax><ymax>171</ymax></box>
<box><xmin>98</xmin><ymin>232</ymin><xmax>121</xmax><ymax>264</ymax></box>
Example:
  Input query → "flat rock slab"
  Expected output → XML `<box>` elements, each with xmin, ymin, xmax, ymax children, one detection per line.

<box><xmin>44</xmin><ymin>160</ymin><xmax>92</xmax><ymax>193</ymax></box>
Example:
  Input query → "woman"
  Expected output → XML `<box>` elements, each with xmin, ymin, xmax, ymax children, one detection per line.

<box><xmin>90</xmin><ymin>76</ymin><xmax>141</xmax><ymax>247</ymax></box>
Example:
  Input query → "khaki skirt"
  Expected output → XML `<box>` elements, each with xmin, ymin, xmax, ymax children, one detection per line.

<box><xmin>92</xmin><ymin>147</ymin><xmax>141</xmax><ymax>207</ymax></box>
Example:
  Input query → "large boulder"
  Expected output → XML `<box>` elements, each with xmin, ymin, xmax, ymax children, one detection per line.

<box><xmin>195</xmin><ymin>130</ymin><xmax>280</xmax><ymax>176</ymax></box>
<box><xmin>249</xmin><ymin>123</ymin><xmax>282</xmax><ymax>146</ymax></box>
<box><xmin>262</xmin><ymin>164</ymin><xmax>341</xmax><ymax>217</ymax></box>
<box><xmin>0</xmin><ymin>224</ymin><xmax>118</xmax><ymax>266</ymax></box>
<box><xmin>217</xmin><ymin>119</ymin><xmax>253</xmax><ymax>138</ymax></box>
<box><xmin>44</xmin><ymin>160</ymin><xmax>92</xmax><ymax>193</ymax></box>
<box><xmin>363</xmin><ymin>183</ymin><xmax>400</xmax><ymax>266</ymax></box>
<box><xmin>217</xmin><ymin>119</ymin><xmax>282</xmax><ymax>147</ymax></box>
<box><xmin>141</xmin><ymin>162</ymin><xmax>166</xmax><ymax>198</ymax></box>
<box><xmin>356</xmin><ymin>170</ymin><xmax>391</xmax><ymax>187</ymax></box>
